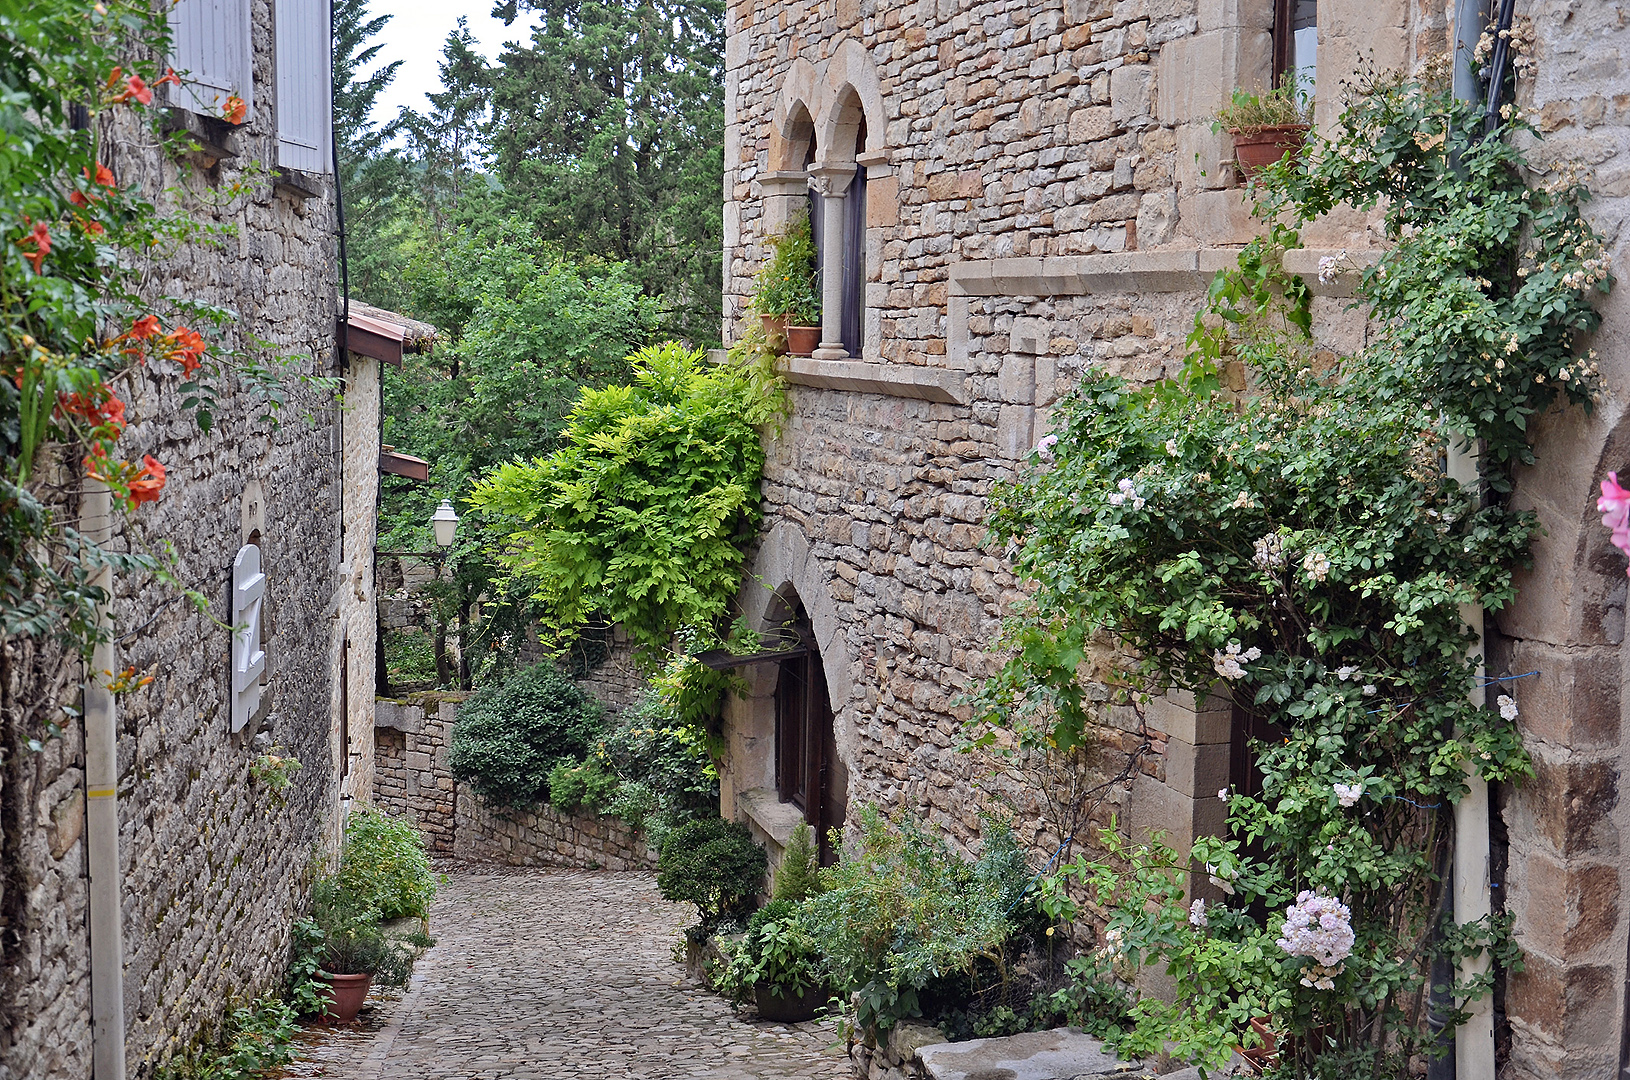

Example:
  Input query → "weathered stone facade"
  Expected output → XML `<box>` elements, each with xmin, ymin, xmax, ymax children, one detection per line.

<box><xmin>724</xmin><ymin>0</ymin><xmax>1630</xmax><ymax>1075</ymax></box>
<box><xmin>0</xmin><ymin>3</ymin><xmax>373</xmax><ymax>1076</ymax></box>
<box><xmin>372</xmin><ymin>691</ymin><xmax>657</xmax><ymax>871</ymax></box>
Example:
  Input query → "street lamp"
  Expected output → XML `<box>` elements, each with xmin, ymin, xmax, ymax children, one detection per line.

<box><xmin>431</xmin><ymin>499</ymin><xmax>459</xmax><ymax>549</ymax></box>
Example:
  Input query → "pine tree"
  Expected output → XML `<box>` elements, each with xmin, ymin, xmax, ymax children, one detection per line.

<box><xmin>771</xmin><ymin>821</ymin><xmax>820</xmax><ymax>903</ymax></box>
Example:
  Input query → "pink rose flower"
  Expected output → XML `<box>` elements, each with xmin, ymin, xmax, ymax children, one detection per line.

<box><xmin>1598</xmin><ymin>472</ymin><xmax>1630</xmax><ymax>575</ymax></box>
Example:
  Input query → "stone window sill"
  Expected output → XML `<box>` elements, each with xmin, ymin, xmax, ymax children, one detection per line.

<box><xmin>738</xmin><ymin>787</ymin><xmax>805</xmax><ymax>850</ymax></box>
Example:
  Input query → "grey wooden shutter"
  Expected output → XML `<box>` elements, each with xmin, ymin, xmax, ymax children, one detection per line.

<box><xmin>167</xmin><ymin>0</ymin><xmax>254</xmax><ymax>120</ymax></box>
<box><xmin>275</xmin><ymin>0</ymin><xmax>332</xmax><ymax>173</ymax></box>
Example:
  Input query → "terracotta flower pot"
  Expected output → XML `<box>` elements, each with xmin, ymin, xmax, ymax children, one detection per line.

<box><xmin>785</xmin><ymin>325</ymin><xmax>820</xmax><ymax>357</ymax></box>
<box><xmin>755</xmin><ymin>980</ymin><xmax>826</xmax><ymax>1022</ymax></box>
<box><xmin>318</xmin><ymin>970</ymin><xmax>373</xmax><ymax>1024</ymax></box>
<box><xmin>1233</xmin><ymin>1015</ymin><xmax>1280</xmax><ymax>1075</ymax></box>
<box><xmin>1230</xmin><ymin>124</ymin><xmax>1309</xmax><ymax>178</ymax></box>
<box><xmin>759</xmin><ymin>314</ymin><xmax>790</xmax><ymax>351</ymax></box>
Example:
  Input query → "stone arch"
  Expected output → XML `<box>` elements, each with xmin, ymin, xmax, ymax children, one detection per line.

<box><xmin>720</xmin><ymin>521</ymin><xmax>858</xmax><ymax>850</ymax></box>
<box><xmin>768</xmin><ymin>57</ymin><xmax>820</xmax><ymax>172</ymax></box>
<box><xmin>812</xmin><ymin>37</ymin><xmax>886</xmax><ymax>167</ymax></box>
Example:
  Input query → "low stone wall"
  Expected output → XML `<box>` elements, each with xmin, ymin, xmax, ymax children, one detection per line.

<box><xmin>453</xmin><ymin>788</ymin><xmax>657</xmax><ymax>870</ymax></box>
<box><xmin>373</xmin><ymin>690</ymin><xmax>656</xmax><ymax>871</ymax></box>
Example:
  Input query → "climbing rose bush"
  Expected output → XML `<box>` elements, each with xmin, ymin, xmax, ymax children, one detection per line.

<box><xmin>975</xmin><ymin>60</ymin><xmax>1608</xmax><ymax>1076</ymax></box>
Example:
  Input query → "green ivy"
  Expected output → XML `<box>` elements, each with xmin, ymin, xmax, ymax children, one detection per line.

<box><xmin>975</xmin><ymin>63</ymin><xmax>1608</xmax><ymax>1075</ymax></box>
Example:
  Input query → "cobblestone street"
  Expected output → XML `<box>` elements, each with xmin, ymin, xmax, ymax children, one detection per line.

<box><xmin>281</xmin><ymin>866</ymin><xmax>847</xmax><ymax>1080</ymax></box>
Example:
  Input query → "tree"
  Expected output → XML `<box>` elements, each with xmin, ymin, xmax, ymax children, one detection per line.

<box><xmin>333</xmin><ymin>0</ymin><xmax>414</xmax><ymax>308</ymax></box>
<box><xmin>483</xmin><ymin>0</ymin><xmax>725</xmax><ymax>345</ymax></box>
<box><xmin>395</xmin><ymin>20</ymin><xmax>496</xmax><ymax>240</ymax></box>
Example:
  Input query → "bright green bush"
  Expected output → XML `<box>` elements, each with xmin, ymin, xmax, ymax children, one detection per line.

<box><xmin>450</xmin><ymin>663</ymin><xmax>605</xmax><ymax>808</ymax></box>
<box><xmin>751</xmin><ymin>211</ymin><xmax>820</xmax><ymax>324</ymax></box>
<box><xmin>657</xmin><ymin>817</ymin><xmax>766</xmax><ymax>928</ymax></box>
<box><xmin>547</xmin><ymin>759</ymin><xmax>621</xmax><ymax>813</ymax></box>
<box><xmin>334</xmin><ymin>808</ymin><xmax>438</xmax><ymax>920</ymax></box>
<box><xmin>468</xmin><ymin>341</ymin><xmax>784</xmax><ymax>656</ymax></box>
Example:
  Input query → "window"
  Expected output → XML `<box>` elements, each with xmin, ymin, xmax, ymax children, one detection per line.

<box><xmin>807</xmin><ymin>163</ymin><xmax>867</xmax><ymax>358</ymax></box>
<box><xmin>167</xmin><ymin>0</ymin><xmax>254</xmax><ymax>121</ymax></box>
<box><xmin>1273</xmin><ymin>0</ymin><xmax>1317</xmax><ymax>93</ymax></box>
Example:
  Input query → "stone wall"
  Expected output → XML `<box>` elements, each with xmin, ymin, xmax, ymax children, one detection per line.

<box><xmin>724</xmin><ymin>0</ymin><xmax>1630</xmax><ymax>1075</ymax></box>
<box><xmin>453</xmin><ymin>789</ymin><xmax>657</xmax><ymax>871</ymax></box>
<box><xmin>373</xmin><ymin>691</ymin><xmax>657</xmax><ymax>872</ymax></box>
<box><xmin>0</xmin><ymin>3</ymin><xmax>349</xmax><ymax>1076</ymax></box>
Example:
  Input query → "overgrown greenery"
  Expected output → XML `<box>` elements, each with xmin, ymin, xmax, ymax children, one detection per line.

<box><xmin>155</xmin><ymin>997</ymin><xmax>299</xmax><ymax>1080</ymax></box>
<box><xmin>973</xmin><ymin>59</ymin><xmax>1610</xmax><ymax>1075</ymax></box>
<box><xmin>805</xmin><ymin>808</ymin><xmax>1032</xmax><ymax>1034</ymax></box>
<box><xmin>470</xmin><ymin>341</ymin><xmax>784</xmax><ymax>657</ymax></box>
<box><xmin>0</xmin><ymin>0</ymin><xmax>273</xmax><ymax>672</ymax></box>
<box><xmin>449</xmin><ymin>662</ymin><xmax>605</xmax><ymax>807</ymax></box>
<box><xmin>770</xmin><ymin>821</ymin><xmax>819</xmax><ymax>903</ymax></box>
<box><xmin>333</xmin><ymin>807</ymin><xmax>440</xmax><ymax>921</ymax></box>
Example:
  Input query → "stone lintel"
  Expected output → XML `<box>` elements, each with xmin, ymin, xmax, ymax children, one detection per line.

<box><xmin>780</xmin><ymin>356</ymin><xmax>968</xmax><ymax>404</ymax></box>
<box><xmin>757</xmin><ymin>170</ymin><xmax>810</xmax><ymax>197</ymax></box>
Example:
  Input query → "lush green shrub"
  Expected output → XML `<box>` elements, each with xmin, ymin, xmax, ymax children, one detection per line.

<box><xmin>547</xmin><ymin>759</ymin><xmax>621</xmax><ymax>813</ymax></box>
<box><xmin>334</xmin><ymin>808</ymin><xmax>438</xmax><ymax>920</ymax></box>
<box><xmin>156</xmin><ymin>996</ymin><xmax>298</xmax><ymax>1080</ymax></box>
<box><xmin>469</xmin><ymin>341</ymin><xmax>785</xmax><ymax>657</ymax></box>
<box><xmin>771</xmin><ymin>821</ymin><xmax>820</xmax><ymax>903</ymax></box>
<box><xmin>450</xmin><ymin>663</ymin><xmax>605</xmax><ymax>807</ymax></box>
<box><xmin>657</xmin><ymin>817</ymin><xmax>766</xmax><ymax>928</ymax></box>
<box><xmin>806</xmin><ymin>807</ymin><xmax>1023</xmax><ymax>1034</ymax></box>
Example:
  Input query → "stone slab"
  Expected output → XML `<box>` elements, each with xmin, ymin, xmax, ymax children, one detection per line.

<box><xmin>916</xmin><ymin>1028</ymin><xmax>1140</xmax><ymax>1080</ymax></box>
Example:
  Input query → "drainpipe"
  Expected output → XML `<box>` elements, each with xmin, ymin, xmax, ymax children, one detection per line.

<box><xmin>81</xmin><ymin>477</ymin><xmax>126</xmax><ymax>1080</ymax></box>
<box><xmin>1449</xmin><ymin>6</ymin><xmax>1495</xmax><ymax>1077</ymax></box>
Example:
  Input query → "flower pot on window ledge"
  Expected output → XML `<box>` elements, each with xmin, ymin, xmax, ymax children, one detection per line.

<box><xmin>785</xmin><ymin>325</ymin><xmax>820</xmax><ymax>357</ymax></box>
<box><xmin>759</xmin><ymin>314</ymin><xmax>790</xmax><ymax>352</ymax></box>
<box><xmin>1229</xmin><ymin>124</ymin><xmax>1308</xmax><ymax>178</ymax></box>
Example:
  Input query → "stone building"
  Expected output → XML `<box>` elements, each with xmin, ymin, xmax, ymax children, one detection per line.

<box><xmin>0</xmin><ymin>1</ymin><xmax>400</xmax><ymax>1076</ymax></box>
<box><xmin>719</xmin><ymin>0</ymin><xmax>1629</xmax><ymax>1077</ymax></box>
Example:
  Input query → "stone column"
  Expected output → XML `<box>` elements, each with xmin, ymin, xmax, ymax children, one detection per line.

<box><xmin>807</xmin><ymin>165</ymin><xmax>854</xmax><ymax>361</ymax></box>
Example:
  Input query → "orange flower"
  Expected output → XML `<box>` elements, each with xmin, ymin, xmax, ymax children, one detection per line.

<box><xmin>16</xmin><ymin>221</ymin><xmax>50</xmax><ymax>273</ymax></box>
<box><xmin>162</xmin><ymin>326</ymin><xmax>207</xmax><ymax>374</ymax></box>
<box><xmin>155</xmin><ymin>68</ymin><xmax>181</xmax><ymax>89</ymax></box>
<box><xmin>82</xmin><ymin>443</ymin><xmax>114</xmax><ymax>483</ymax></box>
<box><xmin>68</xmin><ymin>190</ymin><xmax>89</xmax><ymax>207</ymax></box>
<box><xmin>221</xmin><ymin>95</ymin><xmax>246</xmax><ymax>125</ymax></box>
<box><xmin>58</xmin><ymin>388</ymin><xmax>126</xmax><ymax>435</ymax></box>
<box><xmin>126</xmin><ymin>314</ymin><xmax>161</xmax><ymax>340</ymax></box>
<box><xmin>128</xmin><ymin>455</ymin><xmax>165</xmax><ymax>504</ymax></box>
<box><xmin>89</xmin><ymin>162</ymin><xmax>115</xmax><ymax>187</ymax></box>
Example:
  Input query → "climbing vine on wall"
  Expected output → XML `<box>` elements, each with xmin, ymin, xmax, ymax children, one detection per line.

<box><xmin>971</xmin><ymin>60</ymin><xmax>1612</xmax><ymax>1075</ymax></box>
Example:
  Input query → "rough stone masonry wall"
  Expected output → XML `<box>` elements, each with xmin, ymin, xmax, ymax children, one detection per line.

<box><xmin>0</xmin><ymin>3</ymin><xmax>344</xmax><ymax>1076</ymax></box>
<box><xmin>1488</xmin><ymin>4</ymin><xmax>1630</xmax><ymax>1078</ymax></box>
<box><xmin>720</xmin><ymin>0</ymin><xmax>1433</xmax><ymax>864</ymax></box>
<box><xmin>373</xmin><ymin>691</ymin><xmax>656</xmax><ymax>871</ymax></box>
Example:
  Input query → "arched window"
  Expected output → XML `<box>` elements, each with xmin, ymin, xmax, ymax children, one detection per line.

<box><xmin>772</xmin><ymin>601</ymin><xmax>846</xmax><ymax>863</ymax></box>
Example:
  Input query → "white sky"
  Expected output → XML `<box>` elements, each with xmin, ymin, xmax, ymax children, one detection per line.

<box><xmin>365</xmin><ymin>0</ymin><xmax>542</xmax><ymax>131</ymax></box>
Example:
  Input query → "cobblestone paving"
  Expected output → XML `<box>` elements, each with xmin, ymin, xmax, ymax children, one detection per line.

<box><xmin>281</xmin><ymin>866</ymin><xmax>848</xmax><ymax>1080</ymax></box>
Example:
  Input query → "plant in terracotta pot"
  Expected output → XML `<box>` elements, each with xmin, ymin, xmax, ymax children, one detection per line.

<box><xmin>307</xmin><ymin>880</ymin><xmax>392</xmax><ymax>1025</ymax></box>
<box><xmin>752</xmin><ymin>212</ymin><xmax>821</xmax><ymax>355</ymax></box>
<box><xmin>1214</xmin><ymin>77</ymin><xmax>1313</xmax><ymax>178</ymax></box>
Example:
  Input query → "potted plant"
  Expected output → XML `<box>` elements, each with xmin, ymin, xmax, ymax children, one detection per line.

<box><xmin>752</xmin><ymin>212</ymin><xmax>821</xmax><ymax>356</ymax></box>
<box><xmin>1214</xmin><ymin>78</ymin><xmax>1312</xmax><ymax>178</ymax></box>
<box><xmin>309</xmin><ymin>880</ymin><xmax>390</xmax><ymax>1024</ymax></box>
<box><xmin>731</xmin><ymin>899</ymin><xmax>827</xmax><ymax>1021</ymax></box>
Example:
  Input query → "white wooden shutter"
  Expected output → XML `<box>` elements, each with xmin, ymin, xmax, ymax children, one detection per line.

<box><xmin>275</xmin><ymin>0</ymin><xmax>333</xmax><ymax>173</ymax></box>
<box><xmin>167</xmin><ymin>0</ymin><xmax>254</xmax><ymax>121</ymax></box>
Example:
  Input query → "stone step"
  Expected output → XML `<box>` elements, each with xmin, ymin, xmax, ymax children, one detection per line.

<box><xmin>915</xmin><ymin>1028</ymin><xmax>1144</xmax><ymax>1080</ymax></box>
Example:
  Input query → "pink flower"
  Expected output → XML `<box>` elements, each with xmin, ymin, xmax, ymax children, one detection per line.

<box><xmin>1598</xmin><ymin>472</ymin><xmax>1630</xmax><ymax>575</ymax></box>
